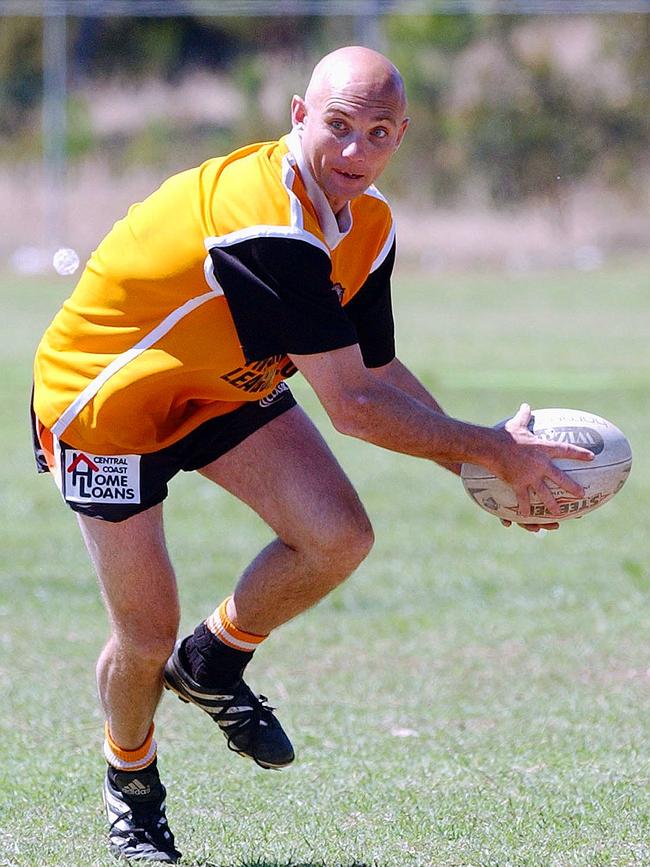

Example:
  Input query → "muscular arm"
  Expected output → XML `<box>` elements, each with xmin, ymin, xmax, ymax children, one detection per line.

<box><xmin>290</xmin><ymin>344</ymin><xmax>593</xmax><ymax>519</ymax></box>
<box><xmin>293</xmin><ymin>346</ymin><xmax>509</xmax><ymax>469</ymax></box>
<box><xmin>370</xmin><ymin>357</ymin><xmax>461</xmax><ymax>475</ymax></box>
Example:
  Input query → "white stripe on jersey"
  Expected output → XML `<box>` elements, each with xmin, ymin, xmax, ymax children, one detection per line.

<box><xmin>370</xmin><ymin>219</ymin><xmax>396</xmax><ymax>273</ymax></box>
<box><xmin>51</xmin><ymin>290</ymin><xmax>219</xmax><ymax>438</ymax></box>
<box><xmin>281</xmin><ymin>152</ymin><xmax>305</xmax><ymax>231</ymax></box>
<box><xmin>204</xmin><ymin>224</ymin><xmax>330</xmax><ymax>257</ymax></box>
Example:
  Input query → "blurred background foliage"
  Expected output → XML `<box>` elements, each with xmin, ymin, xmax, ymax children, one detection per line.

<box><xmin>1</xmin><ymin>10</ymin><xmax>648</xmax><ymax>207</ymax></box>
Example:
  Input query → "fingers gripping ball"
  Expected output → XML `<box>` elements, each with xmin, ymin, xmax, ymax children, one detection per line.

<box><xmin>52</xmin><ymin>247</ymin><xmax>80</xmax><ymax>276</ymax></box>
<box><xmin>461</xmin><ymin>408</ymin><xmax>632</xmax><ymax>525</ymax></box>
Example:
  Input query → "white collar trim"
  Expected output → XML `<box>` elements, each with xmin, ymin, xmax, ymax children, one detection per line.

<box><xmin>286</xmin><ymin>128</ymin><xmax>352</xmax><ymax>250</ymax></box>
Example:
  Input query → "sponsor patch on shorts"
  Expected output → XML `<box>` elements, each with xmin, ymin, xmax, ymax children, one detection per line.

<box><xmin>61</xmin><ymin>450</ymin><xmax>141</xmax><ymax>504</ymax></box>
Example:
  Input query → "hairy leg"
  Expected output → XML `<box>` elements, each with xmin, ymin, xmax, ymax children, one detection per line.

<box><xmin>77</xmin><ymin>505</ymin><xmax>180</xmax><ymax>750</ymax></box>
<box><xmin>199</xmin><ymin>404</ymin><xmax>374</xmax><ymax>635</ymax></box>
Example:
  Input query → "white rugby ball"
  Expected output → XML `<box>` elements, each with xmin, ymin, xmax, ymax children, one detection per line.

<box><xmin>460</xmin><ymin>408</ymin><xmax>632</xmax><ymax>524</ymax></box>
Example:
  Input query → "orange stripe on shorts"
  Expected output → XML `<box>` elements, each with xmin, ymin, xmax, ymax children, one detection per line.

<box><xmin>37</xmin><ymin>423</ymin><xmax>57</xmax><ymax>472</ymax></box>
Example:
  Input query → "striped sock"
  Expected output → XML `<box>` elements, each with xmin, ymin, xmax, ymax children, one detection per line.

<box><xmin>183</xmin><ymin>596</ymin><xmax>267</xmax><ymax>688</ymax></box>
<box><xmin>205</xmin><ymin>596</ymin><xmax>268</xmax><ymax>652</ymax></box>
<box><xmin>104</xmin><ymin>722</ymin><xmax>157</xmax><ymax>772</ymax></box>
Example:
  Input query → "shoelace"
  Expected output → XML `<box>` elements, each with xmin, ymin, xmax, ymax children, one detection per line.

<box><xmin>110</xmin><ymin>807</ymin><xmax>172</xmax><ymax>844</ymax></box>
<box><xmin>210</xmin><ymin>688</ymin><xmax>278</xmax><ymax>768</ymax></box>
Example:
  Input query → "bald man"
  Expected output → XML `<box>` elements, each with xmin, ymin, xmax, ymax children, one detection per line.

<box><xmin>32</xmin><ymin>46</ymin><xmax>592</xmax><ymax>862</ymax></box>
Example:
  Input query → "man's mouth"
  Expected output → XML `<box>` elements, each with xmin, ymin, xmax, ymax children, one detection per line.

<box><xmin>335</xmin><ymin>169</ymin><xmax>364</xmax><ymax>180</ymax></box>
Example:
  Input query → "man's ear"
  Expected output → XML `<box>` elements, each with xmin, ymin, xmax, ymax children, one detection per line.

<box><xmin>395</xmin><ymin>116</ymin><xmax>410</xmax><ymax>150</ymax></box>
<box><xmin>291</xmin><ymin>95</ymin><xmax>307</xmax><ymax>129</ymax></box>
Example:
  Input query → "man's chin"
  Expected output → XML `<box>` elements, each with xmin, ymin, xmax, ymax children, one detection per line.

<box><xmin>327</xmin><ymin>178</ymin><xmax>370</xmax><ymax>207</ymax></box>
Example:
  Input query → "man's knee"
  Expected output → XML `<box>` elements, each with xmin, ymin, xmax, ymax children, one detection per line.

<box><xmin>306</xmin><ymin>502</ymin><xmax>375</xmax><ymax>575</ymax></box>
<box><xmin>111</xmin><ymin>607</ymin><xmax>180</xmax><ymax>668</ymax></box>
<box><xmin>119</xmin><ymin>632</ymin><xmax>178</xmax><ymax>670</ymax></box>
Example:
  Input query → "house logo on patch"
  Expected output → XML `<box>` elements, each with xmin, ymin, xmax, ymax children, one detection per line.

<box><xmin>67</xmin><ymin>452</ymin><xmax>99</xmax><ymax>490</ymax></box>
<box><xmin>63</xmin><ymin>450</ymin><xmax>141</xmax><ymax>504</ymax></box>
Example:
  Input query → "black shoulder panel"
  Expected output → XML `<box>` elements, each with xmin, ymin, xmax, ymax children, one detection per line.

<box><xmin>343</xmin><ymin>241</ymin><xmax>396</xmax><ymax>368</ymax></box>
<box><xmin>209</xmin><ymin>237</ymin><xmax>359</xmax><ymax>362</ymax></box>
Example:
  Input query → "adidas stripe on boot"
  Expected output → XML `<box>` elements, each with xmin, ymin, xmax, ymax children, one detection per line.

<box><xmin>163</xmin><ymin>638</ymin><xmax>294</xmax><ymax>770</ymax></box>
<box><xmin>103</xmin><ymin>761</ymin><xmax>181</xmax><ymax>863</ymax></box>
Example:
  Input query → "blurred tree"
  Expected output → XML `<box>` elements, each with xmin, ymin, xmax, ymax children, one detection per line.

<box><xmin>384</xmin><ymin>12</ymin><xmax>649</xmax><ymax>204</ymax></box>
<box><xmin>71</xmin><ymin>17</ymin><xmax>238</xmax><ymax>81</ymax></box>
<box><xmin>381</xmin><ymin>13</ymin><xmax>480</xmax><ymax>200</ymax></box>
<box><xmin>0</xmin><ymin>10</ymin><xmax>647</xmax><ymax>205</ymax></box>
<box><xmin>0</xmin><ymin>17</ymin><xmax>41</xmax><ymax>136</ymax></box>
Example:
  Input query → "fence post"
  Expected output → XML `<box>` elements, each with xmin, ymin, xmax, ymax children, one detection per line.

<box><xmin>42</xmin><ymin>3</ymin><xmax>67</xmax><ymax>250</ymax></box>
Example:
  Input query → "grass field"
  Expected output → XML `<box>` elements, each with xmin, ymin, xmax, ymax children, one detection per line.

<box><xmin>1</xmin><ymin>258</ymin><xmax>649</xmax><ymax>867</ymax></box>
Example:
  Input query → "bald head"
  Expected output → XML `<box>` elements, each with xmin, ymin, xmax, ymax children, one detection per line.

<box><xmin>291</xmin><ymin>46</ymin><xmax>409</xmax><ymax>214</ymax></box>
<box><xmin>305</xmin><ymin>46</ymin><xmax>407</xmax><ymax>115</ymax></box>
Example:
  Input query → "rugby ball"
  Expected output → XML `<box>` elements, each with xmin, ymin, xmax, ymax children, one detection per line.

<box><xmin>460</xmin><ymin>408</ymin><xmax>632</xmax><ymax>524</ymax></box>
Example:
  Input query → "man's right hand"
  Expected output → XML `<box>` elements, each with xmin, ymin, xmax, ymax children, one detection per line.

<box><xmin>492</xmin><ymin>402</ymin><xmax>595</xmax><ymax>520</ymax></box>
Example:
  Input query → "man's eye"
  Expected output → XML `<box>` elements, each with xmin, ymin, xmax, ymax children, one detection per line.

<box><xmin>330</xmin><ymin>120</ymin><xmax>347</xmax><ymax>131</ymax></box>
<box><xmin>371</xmin><ymin>128</ymin><xmax>388</xmax><ymax>139</ymax></box>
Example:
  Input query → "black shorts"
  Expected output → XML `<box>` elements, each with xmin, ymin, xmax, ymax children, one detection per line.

<box><xmin>32</xmin><ymin>383</ymin><xmax>296</xmax><ymax>523</ymax></box>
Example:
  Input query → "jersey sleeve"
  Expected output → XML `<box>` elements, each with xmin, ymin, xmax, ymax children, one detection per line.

<box><xmin>208</xmin><ymin>237</ymin><xmax>359</xmax><ymax>362</ymax></box>
<box><xmin>342</xmin><ymin>240</ymin><xmax>396</xmax><ymax>368</ymax></box>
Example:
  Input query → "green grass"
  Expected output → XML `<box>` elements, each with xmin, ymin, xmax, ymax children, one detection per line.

<box><xmin>1</xmin><ymin>258</ymin><xmax>649</xmax><ymax>866</ymax></box>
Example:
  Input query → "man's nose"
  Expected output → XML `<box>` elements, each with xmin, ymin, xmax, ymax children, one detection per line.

<box><xmin>341</xmin><ymin>135</ymin><xmax>365</xmax><ymax>160</ymax></box>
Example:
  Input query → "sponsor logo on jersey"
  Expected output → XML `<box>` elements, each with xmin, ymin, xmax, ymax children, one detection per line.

<box><xmin>62</xmin><ymin>450</ymin><xmax>141</xmax><ymax>504</ymax></box>
<box><xmin>221</xmin><ymin>354</ymin><xmax>283</xmax><ymax>393</ymax></box>
<box><xmin>258</xmin><ymin>381</ymin><xmax>289</xmax><ymax>408</ymax></box>
<box><xmin>221</xmin><ymin>355</ymin><xmax>297</xmax><ymax>394</ymax></box>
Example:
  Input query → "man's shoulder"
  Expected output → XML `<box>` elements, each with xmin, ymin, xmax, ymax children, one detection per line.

<box><xmin>356</xmin><ymin>185</ymin><xmax>393</xmax><ymax>220</ymax></box>
<box><xmin>202</xmin><ymin>138</ymin><xmax>301</xmax><ymax>236</ymax></box>
<box><xmin>348</xmin><ymin>185</ymin><xmax>394</xmax><ymax>249</ymax></box>
<box><xmin>203</xmin><ymin>138</ymin><xmax>328</xmax><ymax>247</ymax></box>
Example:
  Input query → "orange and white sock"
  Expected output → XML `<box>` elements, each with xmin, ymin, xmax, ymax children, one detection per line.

<box><xmin>205</xmin><ymin>596</ymin><xmax>268</xmax><ymax>652</ymax></box>
<box><xmin>104</xmin><ymin>722</ymin><xmax>157</xmax><ymax>772</ymax></box>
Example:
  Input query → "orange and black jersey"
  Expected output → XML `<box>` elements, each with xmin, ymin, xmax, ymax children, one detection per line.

<box><xmin>33</xmin><ymin>130</ymin><xmax>397</xmax><ymax>454</ymax></box>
